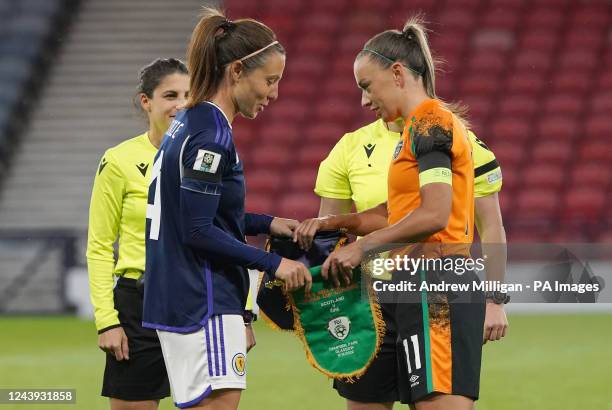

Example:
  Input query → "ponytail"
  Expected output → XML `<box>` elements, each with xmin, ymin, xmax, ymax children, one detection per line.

<box><xmin>186</xmin><ymin>7</ymin><xmax>285</xmax><ymax>108</ymax></box>
<box><xmin>358</xmin><ymin>14</ymin><xmax>469</xmax><ymax>127</ymax></box>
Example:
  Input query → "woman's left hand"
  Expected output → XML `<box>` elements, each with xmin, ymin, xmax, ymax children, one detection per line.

<box><xmin>270</xmin><ymin>217</ymin><xmax>299</xmax><ymax>237</ymax></box>
<box><xmin>322</xmin><ymin>242</ymin><xmax>364</xmax><ymax>287</ymax></box>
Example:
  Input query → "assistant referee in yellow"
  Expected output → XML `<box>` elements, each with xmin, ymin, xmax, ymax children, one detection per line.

<box><xmin>86</xmin><ymin>58</ymin><xmax>188</xmax><ymax>410</ymax></box>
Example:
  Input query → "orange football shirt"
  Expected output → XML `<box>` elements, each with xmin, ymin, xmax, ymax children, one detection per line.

<box><xmin>387</xmin><ymin>99</ymin><xmax>474</xmax><ymax>257</ymax></box>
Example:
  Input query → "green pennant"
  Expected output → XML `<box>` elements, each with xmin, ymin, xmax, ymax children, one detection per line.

<box><xmin>288</xmin><ymin>265</ymin><xmax>385</xmax><ymax>380</ymax></box>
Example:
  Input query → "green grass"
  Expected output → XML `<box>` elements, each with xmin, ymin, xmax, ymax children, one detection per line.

<box><xmin>0</xmin><ymin>315</ymin><xmax>611</xmax><ymax>410</ymax></box>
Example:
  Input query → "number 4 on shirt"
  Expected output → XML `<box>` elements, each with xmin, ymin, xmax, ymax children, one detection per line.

<box><xmin>147</xmin><ymin>151</ymin><xmax>164</xmax><ymax>240</ymax></box>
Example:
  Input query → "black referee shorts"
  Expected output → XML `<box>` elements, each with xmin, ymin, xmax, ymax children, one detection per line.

<box><xmin>101</xmin><ymin>277</ymin><xmax>170</xmax><ymax>401</ymax></box>
<box><xmin>333</xmin><ymin>303</ymin><xmax>400</xmax><ymax>403</ymax></box>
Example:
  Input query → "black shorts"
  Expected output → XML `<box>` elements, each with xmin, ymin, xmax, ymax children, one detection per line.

<box><xmin>333</xmin><ymin>302</ymin><xmax>400</xmax><ymax>403</ymax></box>
<box><xmin>101</xmin><ymin>277</ymin><xmax>170</xmax><ymax>401</ymax></box>
<box><xmin>394</xmin><ymin>262</ymin><xmax>486</xmax><ymax>404</ymax></box>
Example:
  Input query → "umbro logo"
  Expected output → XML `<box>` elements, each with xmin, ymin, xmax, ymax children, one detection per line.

<box><xmin>409</xmin><ymin>375</ymin><xmax>419</xmax><ymax>383</ymax></box>
<box><xmin>136</xmin><ymin>162</ymin><xmax>149</xmax><ymax>177</ymax></box>
<box><xmin>98</xmin><ymin>158</ymin><xmax>108</xmax><ymax>175</ymax></box>
<box><xmin>364</xmin><ymin>143</ymin><xmax>376</xmax><ymax>159</ymax></box>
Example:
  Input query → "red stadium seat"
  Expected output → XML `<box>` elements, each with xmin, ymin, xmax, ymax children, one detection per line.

<box><xmin>246</xmin><ymin>170</ymin><xmax>282</xmax><ymax>195</ymax></box>
<box><xmin>551</xmin><ymin>73</ymin><xmax>592</xmax><ymax>94</ymax></box>
<box><xmin>436</xmin><ymin>77</ymin><xmax>456</xmax><ymax>99</ymax></box>
<box><xmin>498</xmin><ymin>94</ymin><xmax>538</xmax><ymax>117</ymax></box>
<box><xmin>506</xmin><ymin>73</ymin><xmax>545</xmax><ymax>94</ymax></box>
<box><xmin>227</xmin><ymin>1</ymin><xmax>259</xmax><ymax>16</ymax></box>
<box><xmin>442</xmin><ymin>0</ymin><xmax>483</xmax><ymax>9</ymax></box>
<box><xmin>277</xmin><ymin>192</ymin><xmax>320</xmax><ymax>219</ymax></box>
<box><xmin>249</xmin><ymin>145</ymin><xmax>292</xmax><ymax>170</ymax></box>
<box><xmin>596</xmin><ymin>71</ymin><xmax>612</xmax><ymax>89</ymax></box>
<box><xmin>565</xmin><ymin>30</ymin><xmax>604</xmax><ymax>49</ymax></box>
<box><xmin>462</xmin><ymin>96</ymin><xmax>492</xmax><ymax>121</ymax></box>
<box><xmin>569</xmin><ymin>163</ymin><xmax>611</xmax><ymax>188</ymax></box>
<box><xmin>338</xmin><ymin>32</ymin><xmax>371</xmax><ymax>53</ymax></box>
<box><xmin>460</xmin><ymin>74</ymin><xmax>500</xmax><ymax>95</ymax></box>
<box><xmin>263</xmin><ymin>100</ymin><xmax>310</xmax><ymax>123</ymax></box>
<box><xmin>490</xmin><ymin>119</ymin><xmax>531</xmax><ymax>142</ymax></box>
<box><xmin>305</xmin><ymin>122</ymin><xmax>346</xmax><ymax>144</ymax></box>
<box><xmin>285</xmin><ymin>55</ymin><xmax>326</xmax><ymax>78</ymax></box>
<box><xmin>346</xmin><ymin>11</ymin><xmax>385</xmax><ymax>32</ymax></box>
<box><xmin>259</xmin><ymin>122</ymin><xmax>301</xmax><ymax>145</ymax></box>
<box><xmin>472</xmin><ymin>29</ymin><xmax>515</xmax><ymax>50</ymax></box>
<box><xmin>530</xmin><ymin>140</ymin><xmax>573</xmax><ymax>164</ymax></box>
<box><xmin>324</xmin><ymin>77</ymin><xmax>360</xmax><ymax>99</ymax></box>
<box><xmin>245</xmin><ymin>193</ymin><xmax>274</xmax><ymax>215</ymax></box>
<box><xmin>543</xmin><ymin>94</ymin><xmax>583</xmax><ymax>116</ymax></box>
<box><xmin>261</xmin><ymin>0</ymin><xmax>302</xmax><ymax>13</ymax></box>
<box><xmin>293</xmin><ymin>35</ymin><xmax>333</xmax><ymax>55</ymax></box>
<box><xmin>585</xmin><ymin>116</ymin><xmax>612</xmax><ymax>139</ymax></box>
<box><xmin>549</xmin><ymin>227</ymin><xmax>590</xmax><ymax>244</ymax></box>
<box><xmin>306</xmin><ymin>0</ymin><xmax>349</xmax><ymax>13</ymax></box>
<box><xmin>288</xmin><ymin>167</ymin><xmax>318</xmax><ymax>191</ymax></box>
<box><xmin>515</xmin><ymin>189</ymin><xmax>559</xmax><ymax>219</ymax></box>
<box><xmin>535</xmin><ymin>117</ymin><xmax>577</xmax><ymax>141</ymax></box>
<box><xmin>313</xmin><ymin>98</ymin><xmax>355</xmax><ymax>123</ymax></box>
<box><xmin>591</xmin><ymin>93</ymin><xmax>612</xmax><ymax>114</ymax></box>
<box><xmin>562</xmin><ymin>188</ymin><xmax>606</xmax><ymax>220</ymax></box>
<box><xmin>559</xmin><ymin>51</ymin><xmax>598</xmax><ymax>71</ymax></box>
<box><xmin>513</xmin><ymin>50</ymin><xmax>552</xmax><ymax>72</ymax></box>
<box><xmin>519</xmin><ymin>30</ymin><xmax>557</xmax><ymax>50</ymax></box>
<box><xmin>490</xmin><ymin>142</ymin><xmax>523</xmax><ymax>168</ymax></box>
<box><xmin>526</xmin><ymin>8</ymin><xmax>564</xmax><ymax>28</ymax></box>
<box><xmin>533</xmin><ymin>0</ymin><xmax>569</xmax><ymax>5</ymax></box>
<box><xmin>467</xmin><ymin>51</ymin><xmax>507</xmax><ymax>74</ymax></box>
<box><xmin>570</xmin><ymin>7</ymin><xmax>610</xmax><ymax>28</ymax></box>
<box><xmin>597</xmin><ymin>230</ymin><xmax>612</xmax><ymax>244</ymax></box>
<box><xmin>579</xmin><ymin>141</ymin><xmax>612</xmax><ymax>162</ymax></box>
<box><xmin>498</xmin><ymin>191</ymin><xmax>514</xmax><ymax>220</ymax></box>
<box><xmin>431</xmin><ymin>35</ymin><xmax>467</xmax><ymax>57</ymax></box>
<box><xmin>280</xmin><ymin>78</ymin><xmax>316</xmax><ymax>100</ymax></box>
<box><xmin>297</xmin><ymin>143</ymin><xmax>335</xmax><ymax>168</ymax></box>
<box><xmin>507</xmin><ymin>227</ymin><xmax>551</xmax><ymax>243</ymax></box>
<box><xmin>488</xmin><ymin>0</ymin><xmax>525</xmax><ymax>8</ymax></box>
<box><xmin>437</xmin><ymin>9</ymin><xmax>476</xmax><ymax>31</ymax></box>
<box><xmin>524</xmin><ymin>164</ymin><xmax>565</xmax><ymax>189</ymax></box>
<box><xmin>300</xmin><ymin>12</ymin><xmax>340</xmax><ymax>33</ymax></box>
<box><xmin>481</xmin><ymin>9</ymin><xmax>520</xmax><ymax>29</ymax></box>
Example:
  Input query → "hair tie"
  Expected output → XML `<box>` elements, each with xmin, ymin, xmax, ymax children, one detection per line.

<box><xmin>219</xmin><ymin>19</ymin><xmax>236</xmax><ymax>34</ymax></box>
<box><xmin>402</xmin><ymin>29</ymin><xmax>415</xmax><ymax>41</ymax></box>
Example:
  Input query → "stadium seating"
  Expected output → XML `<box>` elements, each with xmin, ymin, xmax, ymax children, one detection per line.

<box><xmin>224</xmin><ymin>0</ymin><xmax>612</xmax><ymax>242</ymax></box>
<box><xmin>0</xmin><ymin>0</ymin><xmax>610</xmax><ymax>243</ymax></box>
<box><xmin>0</xmin><ymin>0</ymin><xmax>78</xmax><ymax>172</ymax></box>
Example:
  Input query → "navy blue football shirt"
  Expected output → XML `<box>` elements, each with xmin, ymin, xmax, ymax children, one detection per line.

<box><xmin>143</xmin><ymin>102</ymin><xmax>281</xmax><ymax>332</ymax></box>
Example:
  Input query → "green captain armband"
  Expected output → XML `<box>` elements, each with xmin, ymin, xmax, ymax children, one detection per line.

<box><xmin>419</xmin><ymin>167</ymin><xmax>452</xmax><ymax>187</ymax></box>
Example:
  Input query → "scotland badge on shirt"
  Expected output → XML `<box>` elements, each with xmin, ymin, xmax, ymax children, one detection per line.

<box><xmin>194</xmin><ymin>149</ymin><xmax>221</xmax><ymax>173</ymax></box>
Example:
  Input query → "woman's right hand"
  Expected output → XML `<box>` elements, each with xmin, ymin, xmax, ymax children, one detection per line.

<box><xmin>274</xmin><ymin>258</ymin><xmax>312</xmax><ymax>293</ymax></box>
<box><xmin>98</xmin><ymin>327</ymin><xmax>130</xmax><ymax>361</ymax></box>
<box><xmin>292</xmin><ymin>218</ymin><xmax>325</xmax><ymax>251</ymax></box>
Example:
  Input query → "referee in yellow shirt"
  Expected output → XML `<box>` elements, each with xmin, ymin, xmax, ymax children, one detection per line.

<box><xmin>296</xmin><ymin>118</ymin><xmax>508</xmax><ymax>410</ymax></box>
<box><xmin>86</xmin><ymin>58</ymin><xmax>188</xmax><ymax>409</ymax></box>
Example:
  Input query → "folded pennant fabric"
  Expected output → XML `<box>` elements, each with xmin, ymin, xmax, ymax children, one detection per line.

<box><xmin>257</xmin><ymin>231</ymin><xmax>348</xmax><ymax>331</ymax></box>
<box><xmin>257</xmin><ymin>232</ymin><xmax>385</xmax><ymax>379</ymax></box>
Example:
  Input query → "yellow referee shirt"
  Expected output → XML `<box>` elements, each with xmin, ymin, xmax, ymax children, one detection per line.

<box><xmin>86</xmin><ymin>133</ymin><xmax>157</xmax><ymax>331</ymax></box>
<box><xmin>315</xmin><ymin>119</ymin><xmax>502</xmax><ymax>209</ymax></box>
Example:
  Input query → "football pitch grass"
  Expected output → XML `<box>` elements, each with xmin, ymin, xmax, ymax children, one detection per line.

<box><xmin>0</xmin><ymin>314</ymin><xmax>610</xmax><ymax>410</ymax></box>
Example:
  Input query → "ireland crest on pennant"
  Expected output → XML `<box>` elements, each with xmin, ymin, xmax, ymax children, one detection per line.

<box><xmin>327</xmin><ymin>316</ymin><xmax>351</xmax><ymax>341</ymax></box>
